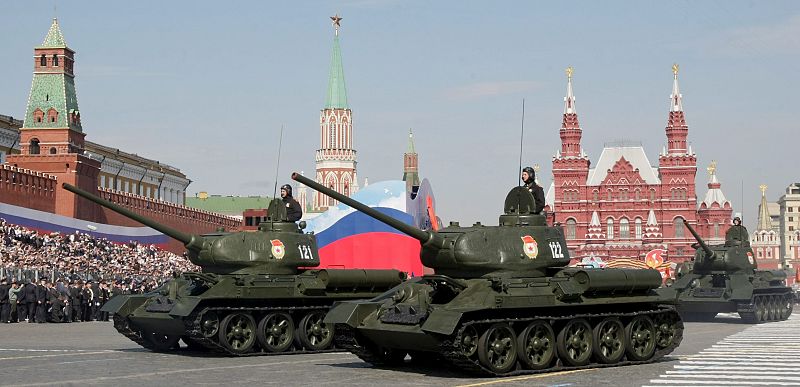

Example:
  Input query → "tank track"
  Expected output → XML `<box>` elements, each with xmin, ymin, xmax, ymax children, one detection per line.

<box><xmin>737</xmin><ymin>291</ymin><xmax>794</xmax><ymax>323</ymax></box>
<box><xmin>335</xmin><ymin>305</ymin><xmax>683</xmax><ymax>376</ymax></box>
<box><xmin>183</xmin><ymin>306</ymin><xmax>341</xmax><ymax>357</ymax></box>
<box><xmin>111</xmin><ymin>313</ymin><xmax>154</xmax><ymax>350</ymax></box>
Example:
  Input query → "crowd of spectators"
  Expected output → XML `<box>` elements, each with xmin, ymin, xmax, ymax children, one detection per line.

<box><xmin>0</xmin><ymin>218</ymin><xmax>199</xmax><ymax>323</ymax></box>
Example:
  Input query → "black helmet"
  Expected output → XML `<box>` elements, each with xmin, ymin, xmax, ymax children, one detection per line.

<box><xmin>522</xmin><ymin>166</ymin><xmax>535</xmax><ymax>183</ymax></box>
<box><xmin>280</xmin><ymin>184</ymin><xmax>293</xmax><ymax>196</ymax></box>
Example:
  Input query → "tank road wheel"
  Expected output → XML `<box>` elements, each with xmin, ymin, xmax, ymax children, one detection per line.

<box><xmin>144</xmin><ymin>331</ymin><xmax>181</xmax><ymax>352</ymax></box>
<box><xmin>200</xmin><ymin>310</ymin><xmax>220</xmax><ymax>338</ymax></box>
<box><xmin>296</xmin><ymin>312</ymin><xmax>333</xmax><ymax>350</ymax></box>
<box><xmin>781</xmin><ymin>294</ymin><xmax>794</xmax><ymax>320</ymax></box>
<box><xmin>556</xmin><ymin>318</ymin><xmax>593</xmax><ymax>366</ymax></box>
<box><xmin>653</xmin><ymin>312</ymin><xmax>679</xmax><ymax>349</ymax></box>
<box><xmin>517</xmin><ymin>320</ymin><xmax>556</xmax><ymax>370</ymax></box>
<box><xmin>754</xmin><ymin>296</ymin><xmax>767</xmax><ymax>322</ymax></box>
<box><xmin>765</xmin><ymin>296</ymin><xmax>776</xmax><ymax>321</ymax></box>
<box><xmin>625</xmin><ymin>316</ymin><xmax>656</xmax><ymax>361</ymax></box>
<box><xmin>257</xmin><ymin>312</ymin><xmax>295</xmax><ymax>353</ymax></box>
<box><xmin>460</xmin><ymin>325</ymin><xmax>479</xmax><ymax>358</ymax></box>
<box><xmin>592</xmin><ymin>318</ymin><xmax>625</xmax><ymax>364</ymax></box>
<box><xmin>219</xmin><ymin>312</ymin><xmax>257</xmax><ymax>354</ymax></box>
<box><xmin>477</xmin><ymin>323</ymin><xmax>517</xmax><ymax>374</ymax></box>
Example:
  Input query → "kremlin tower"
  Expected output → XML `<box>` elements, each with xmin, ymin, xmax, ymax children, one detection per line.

<box><xmin>312</xmin><ymin>15</ymin><xmax>359</xmax><ymax>211</ymax></box>
<box><xmin>402</xmin><ymin>129</ymin><xmax>420</xmax><ymax>196</ymax></box>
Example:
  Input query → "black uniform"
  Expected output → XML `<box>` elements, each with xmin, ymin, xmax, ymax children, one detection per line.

<box><xmin>69</xmin><ymin>285</ymin><xmax>82</xmax><ymax>322</ymax></box>
<box><xmin>35</xmin><ymin>283</ymin><xmax>48</xmax><ymax>323</ymax></box>
<box><xmin>23</xmin><ymin>282</ymin><xmax>37</xmax><ymax>322</ymax></box>
<box><xmin>0</xmin><ymin>281</ymin><xmax>9</xmax><ymax>323</ymax></box>
<box><xmin>524</xmin><ymin>182</ymin><xmax>546</xmax><ymax>215</ymax></box>
<box><xmin>283</xmin><ymin>196</ymin><xmax>302</xmax><ymax>222</ymax></box>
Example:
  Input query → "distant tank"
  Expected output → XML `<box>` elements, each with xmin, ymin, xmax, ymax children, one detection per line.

<box><xmin>665</xmin><ymin>219</ymin><xmax>793</xmax><ymax>323</ymax></box>
<box><xmin>292</xmin><ymin>172</ymin><xmax>683</xmax><ymax>376</ymax></box>
<box><xmin>63</xmin><ymin>183</ymin><xmax>405</xmax><ymax>356</ymax></box>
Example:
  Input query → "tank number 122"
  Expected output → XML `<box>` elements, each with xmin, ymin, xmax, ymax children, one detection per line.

<box><xmin>549</xmin><ymin>242</ymin><xmax>565</xmax><ymax>259</ymax></box>
<box><xmin>297</xmin><ymin>245</ymin><xmax>315</xmax><ymax>260</ymax></box>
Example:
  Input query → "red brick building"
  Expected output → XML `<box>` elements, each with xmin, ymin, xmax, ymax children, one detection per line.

<box><xmin>547</xmin><ymin>66</ymin><xmax>733</xmax><ymax>264</ymax></box>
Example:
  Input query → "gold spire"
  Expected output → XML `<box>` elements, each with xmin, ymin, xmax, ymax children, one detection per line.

<box><xmin>757</xmin><ymin>184</ymin><xmax>773</xmax><ymax>231</ymax></box>
<box><xmin>565</xmin><ymin>66</ymin><xmax>574</xmax><ymax>79</ymax></box>
<box><xmin>672</xmin><ymin>63</ymin><xmax>679</xmax><ymax>76</ymax></box>
<box><xmin>760</xmin><ymin>184</ymin><xmax>768</xmax><ymax>194</ymax></box>
<box><xmin>707</xmin><ymin>160</ymin><xmax>716</xmax><ymax>176</ymax></box>
<box><xmin>330</xmin><ymin>14</ymin><xmax>342</xmax><ymax>36</ymax></box>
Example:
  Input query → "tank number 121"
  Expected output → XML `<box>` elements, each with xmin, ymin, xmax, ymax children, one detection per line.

<box><xmin>297</xmin><ymin>245</ymin><xmax>315</xmax><ymax>260</ymax></box>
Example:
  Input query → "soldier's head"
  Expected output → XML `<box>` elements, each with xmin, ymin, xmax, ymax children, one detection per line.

<box><xmin>280</xmin><ymin>184</ymin><xmax>293</xmax><ymax>199</ymax></box>
<box><xmin>733</xmin><ymin>217</ymin><xmax>742</xmax><ymax>226</ymax></box>
<box><xmin>521</xmin><ymin>166</ymin><xmax>535</xmax><ymax>184</ymax></box>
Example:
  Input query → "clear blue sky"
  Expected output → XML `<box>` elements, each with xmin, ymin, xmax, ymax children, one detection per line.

<box><xmin>1</xmin><ymin>1</ymin><xmax>798</xmax><ymax>227</ymax></box>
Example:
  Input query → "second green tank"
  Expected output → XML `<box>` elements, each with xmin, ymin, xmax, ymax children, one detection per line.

<box><xmin>293</xmin><ymin>172</ymin><xmax>683</xmax><ymax>376</ymax></box>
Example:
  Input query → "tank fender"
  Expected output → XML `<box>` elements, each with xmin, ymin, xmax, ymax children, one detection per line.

<box><xmin>168</xmin><ymin>297</ymin><xmax>203</xmax><ymax>317</ymax></box>
<box><xmin>420</xmin><ymin>310</ymin><xmax>464</xmax><ymax>335</ymax></box>
<box><xmin>729</xmin><ymin>274</ymin><xmax>755</xmax><ymax>301</ymax></box>
<box><xmin>324</xmin><ymin>300</ymin><xmax>382</xmax><ymax>328</ymax></box>
<box><xmin>100</xmin><ymin>294</ymin><xmax>145</xmax><ymax>315</ymax></box>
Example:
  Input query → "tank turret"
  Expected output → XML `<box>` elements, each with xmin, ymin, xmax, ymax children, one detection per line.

<box><xmin>683</xmin><ymin>219</ymin><xmax>754</xmax><ymax>273</ymax></box>
<box><xmin>63</xmin><ymin>183</ymin><xmax>319</xmax><ymax>275</ymax></box>
<box><xmin>292</xmin><ymin>173</ymin><xmax>570</xmax><ymax>278</ymax></box>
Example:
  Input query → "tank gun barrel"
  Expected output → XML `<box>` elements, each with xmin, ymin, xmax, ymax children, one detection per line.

<box><xmin>291</xmin><ymin>172</ymin><xmax>433</xmax><ymax>244</ymax></box>
<box><xmin>683</xmin><ymin>219</ymin><xmax>715</xmax><ymax>258</ymax></box>
<box><xmin>62</xmin><ymin>183</ymin><xmax>199</xmax><ymax>249</ymax></box>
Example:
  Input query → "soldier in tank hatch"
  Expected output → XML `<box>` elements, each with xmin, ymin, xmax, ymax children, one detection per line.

<box><xmin>521</xmin><ymin>166</ymin><xmax>545</xmax><ymax>215</ymax></box>
<box><xmin>726</xmin><ymin>216</ymin><xmax>749</xmax><ymax>246</ymax></box>
<box><xmin>280</xmin><ymin>184</ymin><xmax>303</xmax><ymax>222</ymax></box>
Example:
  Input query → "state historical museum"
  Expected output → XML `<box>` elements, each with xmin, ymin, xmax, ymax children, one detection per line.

<box><xmin>547</xmin><ymin>66</ymin><xmax>733</xmax><ymax>264</ymax></box>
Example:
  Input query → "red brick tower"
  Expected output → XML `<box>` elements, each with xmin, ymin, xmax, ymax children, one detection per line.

<box><xmin>657</xmin><ymin>64</ymin><xmax>698</xmax><ymax>255</ymax></box>
<box><xmin>552</xmin><ymin>67</ymin><xmax>591</xmax><ymax>242</ymax></box>
<box><xmin>7</xmin><ymin>19</ymin><xmax>100</xmax><ymax>221</ymax></box>
<box><xmin>402</xmin><ymin>129</ymin><xmax>420</xmax><ymax>195</ymax></box>
<box><xmin>696</xmin><ymin>161</ymin><xmax>733</xmax><ymax>244</ymax></box>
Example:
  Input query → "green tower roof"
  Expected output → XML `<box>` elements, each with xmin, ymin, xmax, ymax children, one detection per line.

<box><xmin>39</xmin><ymin>18</ymin><xmax>67</xmax><ymax>48</ymax></box>
<box><xmin>324</xmin><ymin>35</ymin><xmax>348</xmax><ymax>109</ymax></box>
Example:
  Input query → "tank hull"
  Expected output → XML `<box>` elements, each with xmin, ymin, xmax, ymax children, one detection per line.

<box><xmin>103</xmin><ymin>269</ymin><xmax>405</xmax><ymax>355</ymax></box>
<box><xmin>667</xmin><ymin>270</ymin><xmax>794</xmax><ymax>323</ymax></box>
<box><xmin>325</xmin><ymin>273</ymin><xmax>683</xmax><ymax>376</ymax></box>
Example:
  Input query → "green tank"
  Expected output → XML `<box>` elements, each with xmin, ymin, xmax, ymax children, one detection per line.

<box><xmin>665</xmin><ymin>219</ymin><xmax>793</xmax><ymax>323</ymax></box>
<box><xmin>62</xmin><ymin>183</ymin><xmax>405</xmax><ymax>356</ymax></box>
<box><xmin>292</xmin><ymin>173</ymin><xmax>683</xmax><ymax>376</ymax></box>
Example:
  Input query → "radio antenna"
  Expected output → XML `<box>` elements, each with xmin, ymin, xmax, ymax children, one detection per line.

<box><xmin>518</xmin><ymin>98</ymin><xmax>525</xmax><ymax>186</ymax></box>
<box><xmin>272</xmin><ymin>124</ymin><xmax>285</xmax><ymax>201</ymax></box>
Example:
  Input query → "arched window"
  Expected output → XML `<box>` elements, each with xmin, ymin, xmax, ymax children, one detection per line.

<box><xmin>29</xmin><ymin>139</ymin><xmax>40</xmax><ymax>155</ymax></box>
<box><xmin>40</xmin><ymin>54</ymin><xmax>46</xmax><ymax>66</ymax></box>
<box><xmin>620</xmin><ymin>218</ymin><xmax>630</xmax><ymax>239</ymax></box>
<box><xmin>714</xmin><ymin>222</ymin><xmax>720</xmax><ymax>238</ymax></box>
<box><xmin>607</xmin><ymin>190</ymin><xmax>612</xmax><ymax>201</ymax></box>
<box><xmin>607</xmin><ymin>218</ymin><xmax>614</xmax><ymax>239</ymax></box>
<box><xmin>49</xmin><ymin>147</ymin><xmax>57</xmax><ymax>154</ymax></box>
<box><xmin>635</xmin><ymin>189</ymin><xmax>641</xmax><ymax>200</ymax></box>
<box><xmin>592</xmin><ymin>190</ymin><xmax>599</xmax><ymax>202</ymax></box>
<box><xmin>33</xmin><ymin>109</ymin><xmax>44</xmax><ymax>123</ymax></box>
<box><xmin>52</xmin><ymin>54</ymin><xmax>59</xmax><ymax>67</ymax></box>
<box><xmin>566</xmin><ymin>219</ymin><xmax>576</xmax><ymax>239</ymax></box>
<box><xmin>674</xmin><ymin>217</ymin><xmax>685</xmax><ymax>238</ymax></box>
<box><xmin>650</xmin><ymin>189</ymin><xmax>656</xmax><ymax>201</ymax></box>
<box><xmin>635</xmin><ymin>217</ymin><xmax>643</xmax><ymax>239</ymax></box>
<box><xmin>47</xmin><ymin>108</ymin><xmax>58</xmax><ymax>123</ymax></box>
<box><xmin>620</xmin><ymin>190</ymin><xmax>628</xmax><ymax>201</ymax></box>
<box><xmin>329</xmin><ymin>118</ymin><xmax>336</xmax><ymax>148</ymax></box>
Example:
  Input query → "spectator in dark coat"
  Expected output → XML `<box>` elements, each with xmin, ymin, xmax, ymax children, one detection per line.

<box><xmin>35</xmin><ymin>279</ymin><xmax>48</xmax><ymax>323</ymax></box>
